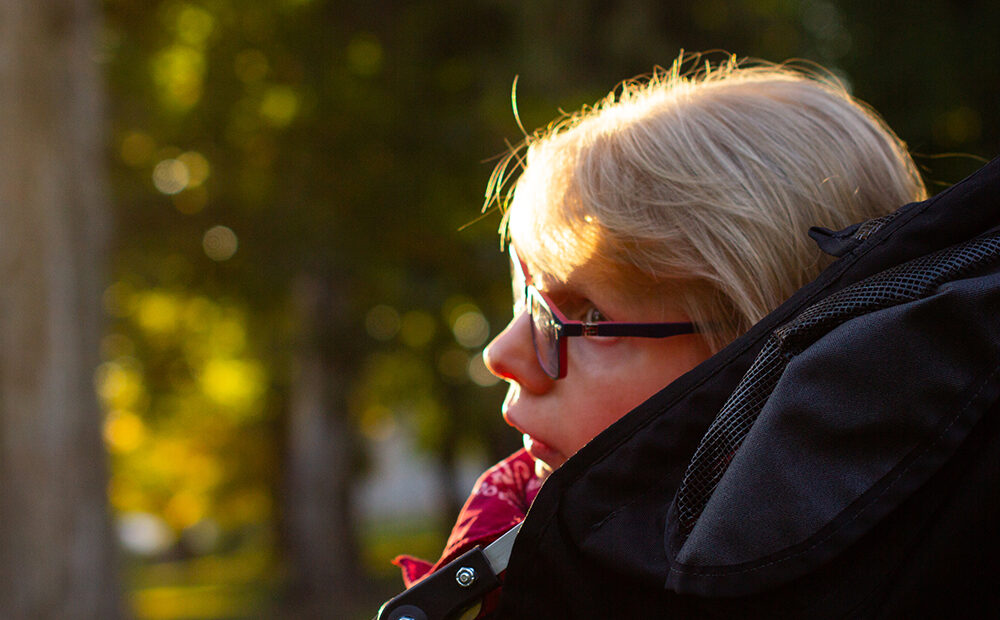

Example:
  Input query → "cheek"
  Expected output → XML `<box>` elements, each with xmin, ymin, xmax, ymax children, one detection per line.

<box><xmin>560</xmin><ymin>378</ymin><xmax>655</xmax><ymax>457</ymax></box>
<box><xmin>578</xmin><ymin>389</ymin><xmax>643</xmax><ymax>436</ymax></box>
<box><xmin>560</xmin><ymin>359</ymin><xmax>659</xmax><ymax>451</ymax></box>
<box><xmin>594</xmin><ymin>372</ymin><xmax>664</xmax><ymax>420</ymax></box>
<box><xmin>566</xmin><ymin>337</ymin><xmax>710</xmax><ymax>450</ymax></box>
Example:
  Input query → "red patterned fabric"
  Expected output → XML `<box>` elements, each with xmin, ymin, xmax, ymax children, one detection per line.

<box><xmin>393</xmin><ymin>449</ymin><xmax>543</xmax><ymax>588</ymax></box>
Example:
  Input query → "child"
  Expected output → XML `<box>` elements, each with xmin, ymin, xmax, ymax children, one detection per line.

<box><xmin>394</xmin><ymin>52</ymin><xmax>926</xmax><ymax>608</ymax></box>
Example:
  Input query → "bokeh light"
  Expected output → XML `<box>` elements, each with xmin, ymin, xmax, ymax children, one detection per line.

<box><xmin>151</xmin><ymin>44</ymin><xmax>206</xmax><ymax>110</ymax></box>
<box><xmin>259</xmin><ymin>86</ymin><xmax>300</xmax><ymax>127</ymax></box>
<box><xmin>346</xmin><ymin>32</ymin><xmax>383</xmax><ymax>76</ymax></box>
<box><xmin>451</xmin><ymin>309</ymin><xmax>490</xmax><ymax>349</ymax></box>
<box><xmin>177</xmin><ymin>151</ymin><xmax>210</xmax><ymax>187</ymax></box>
<box><xmin>104</xmin><ymin>409</ymin><xmax>147</xmax><ymax>454</ymax></box>
<box><xmin>120</xmin><ymin>131</ymin><xmax>156</xmax><ymax>167</ymax></box>
<box><xmin>118</xmin><ymin>512</ymin><xmax>175</xmax><ymax>556</ymax></box>
<box><xmin>153</xmin><ymin>158</ymin><xmax>190</xmax><ymax>195</ymax></box>
<box><xmin>199</xmin><ymin>358</ymin><xmax>266</xmax><ymax>416</ymax></box>
<box><xmin>934</xmin><ymin>106</ymin><xmax>983</xmax><ymax>146</ymax></box>
<box><xmin>135</xmin><ymin>291</ymin><xmax>181</xmax><ymax>334</ymax></box>
<box><xmin>467</xmin><ymin>353</ymin><xmax>499</xmax><ymax>387</ymax></box>
<box><xmin>174</xmin><ymin>4</ymin><xmax>215</xmax><ymax>47</ymax></box>
<box><xmin>202</xmin><ymin>226</ymin><xmax>238</xmax><ymax>261</ymax></box>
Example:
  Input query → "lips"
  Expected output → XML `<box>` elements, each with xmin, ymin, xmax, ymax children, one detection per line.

<box><xmin>502</xmin><ymin>383</ymin><xmax>566</xmax><ymax>471</ymax></box>
<box><xmin>522</xmin><ymin>433</ymin><xmax>564</xmax><ymax>471</ymax></box>
<box><xmin>500</xmin><ymin>382</ymin><xmax>520</xmax><ymax>419</ymax></box>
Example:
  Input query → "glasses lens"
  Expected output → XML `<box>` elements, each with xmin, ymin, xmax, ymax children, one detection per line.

<box><xmin>529</xmin><ymin>290</ymin><xmax>561</xmax><ymax>378</ymax></box>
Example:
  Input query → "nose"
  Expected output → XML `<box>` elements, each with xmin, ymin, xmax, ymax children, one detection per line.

<box><xmin>483</xmin><ymin>311</ymin><xmax>553</xmax><ymax>394</ymax></box>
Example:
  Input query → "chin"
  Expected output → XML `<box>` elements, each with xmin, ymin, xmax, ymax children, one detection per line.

<box><xmin>534</xmin><ymin>459</ymin><xmax>554</xmax><ymax>479</ymax></box>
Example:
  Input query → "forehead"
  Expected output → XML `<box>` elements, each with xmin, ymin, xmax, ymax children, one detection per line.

<box><xmin>506</xmin><ymin>210</ymin><xmax>601</xmax><ymax>290</ymax></box>
<box><xmin>504</xmin><ymin>147</ymin><xmax>604</xmax><ymax>280</ymax></box>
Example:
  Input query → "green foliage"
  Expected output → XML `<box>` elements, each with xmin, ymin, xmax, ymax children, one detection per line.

<box><xmin>99</xmin><ymin>287</ymin><xmax>274</xmax><ymax>536</ymax></box>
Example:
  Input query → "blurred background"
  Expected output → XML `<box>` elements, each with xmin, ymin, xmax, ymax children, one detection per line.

<box><xmin>0</xmin><ymin>0</ymin><xmax>996</xmax><ymax>618</ymax></box>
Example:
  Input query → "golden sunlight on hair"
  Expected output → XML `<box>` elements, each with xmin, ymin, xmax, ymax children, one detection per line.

<box><xmin>487</xmin><ymin>52</ymin><xmax>926</xmax><ymax>352</ymax></box>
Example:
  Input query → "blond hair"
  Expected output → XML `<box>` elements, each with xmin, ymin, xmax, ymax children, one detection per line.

<box><xmin>487</xmin><ymin>54</ymin><xmax>927</xmax><ymax>352</ymax></box>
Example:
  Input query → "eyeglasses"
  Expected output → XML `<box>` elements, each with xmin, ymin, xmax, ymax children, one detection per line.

<box><xmin>509</xmin><ymin>245</ymin><xmax>697</xmax><ymax>379</ymax></box>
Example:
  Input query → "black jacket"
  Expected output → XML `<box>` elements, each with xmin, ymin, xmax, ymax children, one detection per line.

<box><xmin>496</xmin><ymin>158</ymin><xmax>1000</xmax><ymax>618</ymax></box>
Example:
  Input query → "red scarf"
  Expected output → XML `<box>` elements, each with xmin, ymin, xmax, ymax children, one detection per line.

<box><xmin>393</xmin><ymin>449</ymin><xmax>543</xmax><ymax>587</ymax></box>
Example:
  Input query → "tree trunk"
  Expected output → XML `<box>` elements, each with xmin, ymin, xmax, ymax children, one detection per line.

<box><xmin>0</xmin><ymin>0</ymin><xmax>119</xmax><ymax>617</ymax></box>
<box><xmin>283</xmin><ymin>272</ymin><xmax>362</xmax><ymax>616</ymax></box>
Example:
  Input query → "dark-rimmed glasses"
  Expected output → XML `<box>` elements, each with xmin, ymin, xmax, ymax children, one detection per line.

<box><xmin>509</xmin><ymin>245</ymin><xmax>697</xmax><ymax>379</ymax></box>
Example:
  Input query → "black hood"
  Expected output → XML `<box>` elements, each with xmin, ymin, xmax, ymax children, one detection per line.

<box><xmin>497</xmin><ymin>157</ymin><xmax>1000</xmax><ymax>618</ymax></box>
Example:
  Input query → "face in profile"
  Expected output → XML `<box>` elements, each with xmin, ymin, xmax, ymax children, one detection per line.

<box><xmin>483</xmin><ymin>242</ymin><xmax>712</xmax><ymax>477</ymax></box>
